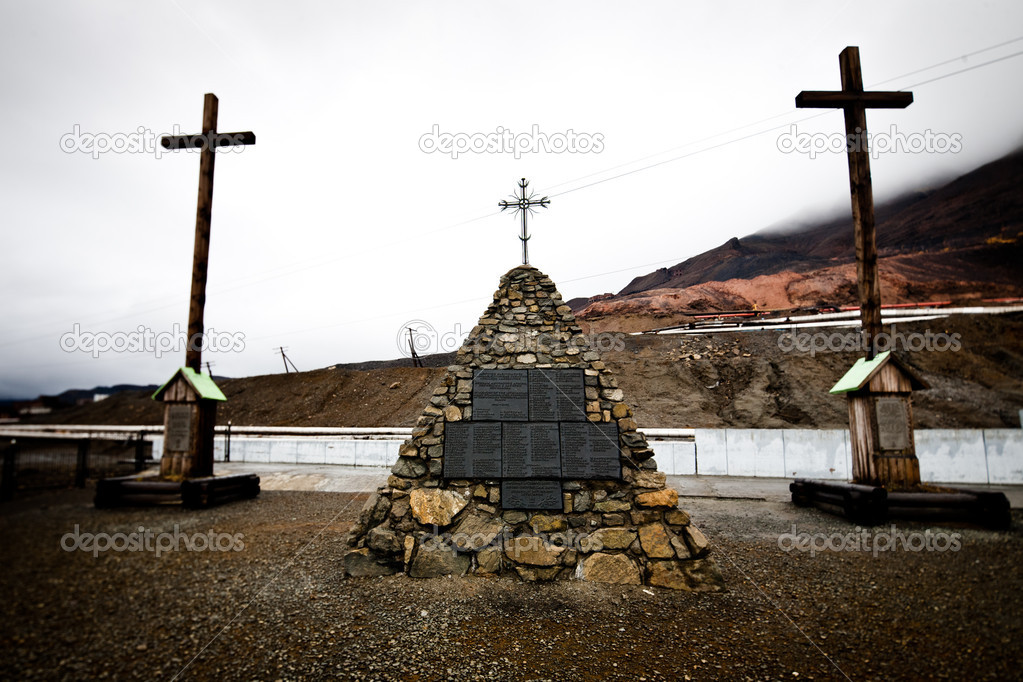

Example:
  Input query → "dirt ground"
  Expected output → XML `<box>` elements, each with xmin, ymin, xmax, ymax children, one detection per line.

<box><xmin>31</xmin><ymin>312</ymin><xmax>1023</xmax><ymax>430</ymax></box>
<box><xmin>0</xmin><ymin>484</ymin><xmax>1020</xmax><ymax>681</ymax></box>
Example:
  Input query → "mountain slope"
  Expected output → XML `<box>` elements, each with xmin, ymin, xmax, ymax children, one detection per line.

<box><xmin>590</xmin><ymin>149</ymin><xmax>1023</xmax><ymax>316</ymax></box>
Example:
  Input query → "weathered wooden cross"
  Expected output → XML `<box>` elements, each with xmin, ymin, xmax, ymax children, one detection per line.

<box><xmin>161</xmin><ymin>93</ymin><xmax>256</xmax><ymax>372</ymax></box>
<box><xmin>155</xmin><ymin>93</ymin><xmax>255</xmax><ymax>479</ymax></box>
<box><xmin>798</xmin><ymin>48</ymin><xmax>923</xmax><ymax>488</ymax></box>
<box><xmin>796</xmin><ymin>46</ymin><xmax>913</xmax><ymax>359</ymax></box>
<box><xmin>499</xmin><ymin>178</ymin><xmax>550</xmax><ymax>265</ymax></box>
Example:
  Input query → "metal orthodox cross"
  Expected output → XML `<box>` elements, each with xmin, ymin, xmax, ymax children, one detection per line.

<box><xmin>161</xmin><ymin>93</ymin><xmax>256</xmax><ymax>372</ymax></box>
<box><xmin>796</xmin><ymin>47</ymin><xmax>913</xmax><ymax>359</ymax></box>
<box><xmin>499</xmin><ymin>177</ymin><xmax>550</xmax><ymax>265</ymax></box>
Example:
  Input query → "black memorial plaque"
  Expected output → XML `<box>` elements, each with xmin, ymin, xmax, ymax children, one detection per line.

<box><xmin>560</xmin><ymin>422</ymin><xmax>621</xmax><ymax>479</ymax></box>
<box><xmin>165</xmin><ymin>404</ymin><xmax>192</xmax><ymax>452</ymax></box>
<box><xmin>442</xmin><ymin>422</ymin><xmax>502</xmax><ymax>478</ymax></box>
<box><xmin>528</xmin><ymin>369</ymin><xmax>586</xmax><ymax>421</ymax></box>
<box><xmin>473</xmin><ymin>370</ymin><xmax>529</xmax><ymax>421</ymax></box>
<box><xmin>502</xmin><ymin>422</ymin><xmax>561</xmax><ymax>478</ymax></box>
<box><xmin>501</xmin><ymin>480</ymin><xmax>563</xmax><ymax>510</ymax></box>
<box><xmin>875</xmin><ymin>397</ymin><xmax>910</xmax><ymax>451</ymax></box>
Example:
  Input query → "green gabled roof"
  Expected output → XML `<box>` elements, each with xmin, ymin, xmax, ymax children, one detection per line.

<box><xmin>152</xmin><ymin>367</ymin><xmax>227</xmax><ymax>402</ymax></box>
<box><xmin>830</xmin><ymin>350</ymin><xmax>928</xmax><ymax>394</ymax></box>
<box><xmin>830</xmin><ymin>351</ymin><xmax>892</xmax><ymax>394</ymax></box>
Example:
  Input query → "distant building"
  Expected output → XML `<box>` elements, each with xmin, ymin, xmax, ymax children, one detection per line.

<box><xmin>18</xmin><ymin>401</ymin><xmax>51</xmax><ymax>416</ymax></box>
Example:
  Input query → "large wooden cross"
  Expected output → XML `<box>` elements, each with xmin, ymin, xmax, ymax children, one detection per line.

<box><xmin>499</xmin><ymin>178</ymin><xmax>550</xmax><ymax>265</ymax></box>
<box><xmin>796</xmin><ymin>46</ymin><xmax>912</xmax><ymax>359</ymax></box>
<box><xmin>161</xmin><ymin>93</ymin><xmax>255</xmax><ymax>371</ymax></box>
<box><xmin>155</xmin><ymin>94</ymin><xmax>254</xmax><ymax>480</ymax></box>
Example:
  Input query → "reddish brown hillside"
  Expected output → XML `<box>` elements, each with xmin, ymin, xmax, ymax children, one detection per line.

<box><xmin>576</xmin><ymin>149</ymin><xmax>1023</xmax><ymax>321</ymax></box>
<box><xmin>579</xmin><ymin>249</ymin><xmax>1023</xmax><ymax>329</ymax></box>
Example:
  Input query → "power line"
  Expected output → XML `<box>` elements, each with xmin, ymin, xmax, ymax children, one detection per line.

<box><xmin>247</xmin><ymin>255</ymin><xmax>704</xmax><ymax>344</ymax></box>
<box><xmin>546</xmin><ymin>111</ymin><xmax>831</xmax><ymax>199</ymax></box>
<box><xmin>868</xmin><ymin>35</ymin><xmax>1023</xmax><ymax>87</ymax></box>
<box><xmin>539</xmin><ymin>109</ymin><xmax>803</xmax><ymax>194</ymax></box>
<box><xmin>541</xmin><ymin>40</ymin><xmax>1023</xmax><ymax>200</ymax></box>
<box><xmin>899</xmin><ymin>49</ymin><xmax>1023</xmax><ymax>89</ymax></box>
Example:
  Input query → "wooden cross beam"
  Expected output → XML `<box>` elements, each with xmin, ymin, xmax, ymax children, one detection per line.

<box><xmin>499</xmin><ymin>178</ymin><xmax>550</xmax><ymax>265</ymax></box>
<box><xmin>161</xmin><ymin>93</ymin><xmax>255</xmax><ymax>372</ymax></box>
<box><xmin>796</xmin><ymin>47</ymin><xmax>912</xmax><ymax>359</ymax></box>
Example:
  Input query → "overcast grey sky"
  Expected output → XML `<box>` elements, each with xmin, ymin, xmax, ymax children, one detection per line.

<box><xmin>2</xmin><ymin>1</ymin><xmax>1022</xmax><ymax>399</ymax></box>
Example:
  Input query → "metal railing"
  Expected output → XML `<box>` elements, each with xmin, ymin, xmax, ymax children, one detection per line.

<box><xmin>0</xmin><ymin>435</ymin><xmax>152</xmax><ymax>501</ymax></box>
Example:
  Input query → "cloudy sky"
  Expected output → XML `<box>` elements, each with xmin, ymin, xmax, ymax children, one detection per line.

<box><xmin>2</xmin><ymin>1</ymin><xmax>1022</xmax><ymax>399</ymax></box>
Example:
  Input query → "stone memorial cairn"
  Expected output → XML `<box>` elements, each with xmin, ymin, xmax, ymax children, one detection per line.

<box><xmin>343</xmin><ymin>265</ymin><xmax>724</xmax><ymax>590</ymax></box>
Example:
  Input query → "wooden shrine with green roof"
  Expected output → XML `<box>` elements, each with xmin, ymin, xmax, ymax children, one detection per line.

<box><xmin>830</xmin><ymin>350</ymin><xmax>928</xmax><ymax>487</ymax></box>
<box><xmin>153</xmin><ymin>367</ymin><xmax>227</xmax><ymax>479</ymax></box>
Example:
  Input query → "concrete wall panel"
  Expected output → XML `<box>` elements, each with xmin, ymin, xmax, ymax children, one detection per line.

<box><xmin>295</xmin><ymin>440</ymin><xmax>327</xmax><ymax>465</ymax></box>
<box><xmin>916</xmin><ymin>429</ymin><xmax>986</xmax><ymax>484</ymax></box>
<box><xmin>984</xmin><ymin>430</ymin><xmax>1023</xmax><ymax>484</ymax></box>
<box><xmin>268</xmin><ymin>439</ymin><xmax>298</xmax><ymax>464</ymax></box>
<box><xmin>326</xmin><ymin>441</ymin><xmax>356</xmax><ymax>466</ymax></box>
<box><xmin>781</xmin><ymin>430</ymin><xmax>847</xmax><ymax>480</ymax></box>
<box><xmin>694</xmin><ymin>429</ymin><xmax>728</xmax><ymax>476</ymax></box>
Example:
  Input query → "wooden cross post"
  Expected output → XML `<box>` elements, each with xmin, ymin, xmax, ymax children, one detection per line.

<box><xmin>499</xmin><ymin>178</ymin><xmax>550</xmax><ymax>265</ymax></box>
<box><xmin>796</xmin><ymin>46</ymin><xmax>912</xmax><ymax>359</ymax></box>
<box><xmin>161</xmin><ymin>93</ymin><xmax>256</xmax><ymax>372</ymax></box>
<box><xmin>156</xmin><ymin>93</ymin><xmax>254</xmax><ymax>479</ymax></box>
<box><xmin>798</xmin><ymin>49</ymin><xmax>923</xmax><ymax>488</ymax></box>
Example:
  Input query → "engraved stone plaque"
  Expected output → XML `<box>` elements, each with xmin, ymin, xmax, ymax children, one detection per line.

<box><xmin>165</xmin><ymin>404</ymin><xmax>192</xmax><ymax>452</ymax></box>
<box><xmin>876</xmin><ymin>397</ymin><xmax>910</xmax><ymax>451</ymax></box>
<box><xmin>528</xmin><ymin>369</ymin><xmax>586</xmax><ymax>421</ymax></box>
<box><xmin>473</xmin><ymin>370</ymin><xmax>529</xmax><ymax>421</ymax></box>
<box><xmin>501</xmin><ymin>480</ymin><xmax>563</xmax><ymax>510</ymax></box>
<box><xmin>560</xmin><ymin>422</ymin><xmax>621</xmax><ymax>479</ymax></box>
<box><xmin>443</xmin><ymin>422</ymin><xmax>502</xmax><ymax>478</ymax></box>
<box><xmin>502</xmin><ymin>422</ymin><xmax>561</xmax><ymax>478</ymax></box>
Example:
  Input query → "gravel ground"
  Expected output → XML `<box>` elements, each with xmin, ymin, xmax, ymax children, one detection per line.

<box><xmin>1</xmin><ymin>483</ymin><xmax>1020</xmax><ymax>681</ymax></box>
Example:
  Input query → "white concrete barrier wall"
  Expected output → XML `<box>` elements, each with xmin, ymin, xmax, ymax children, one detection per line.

<box><xmin>644</xmin><ymin>441</ymin><xmax>696</xmax><ymax>476</ymax></box>
<box><xmin>777</xmin><ymin>429</ymin><xmax>851</xmax><ymax>480</ymax></box>
<box><xmin>146</xmin><ymin>428</ymin><xmax>1022</xmax><ymax>484</ymax></box>
<box><xmin>984</xmin><ymin>430</ymin><xmax>1023</xmax><ymax>484</ymax></box>
<box><xmin>205</xmin><ymin>436</ymin><xmax>407</xmax><ymax>468</ymax></box>
<box><xmin>680</xmin><ymin>429</ymin><xmax>1019</xmax><ymax>484</ymax></box>
<box><xmin>691</xmin><ymin>430</ymin><xmax>728</xmax><ymax>476</ymax></box>
<box><xmin>914</xmin><ymin>430</ymin><xmax>985</xmax><ymax>484</ymax></box>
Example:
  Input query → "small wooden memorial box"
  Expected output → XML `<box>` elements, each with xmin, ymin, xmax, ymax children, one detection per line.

<box><xmin>831</xmin><ymin>351</ymin><xmax>928</xmax><ymax>487</ymax></box>
<box><xmin>152</xmin><ymin>367</ymin><xmax>226</xmax><ymax>479</ymax></box>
